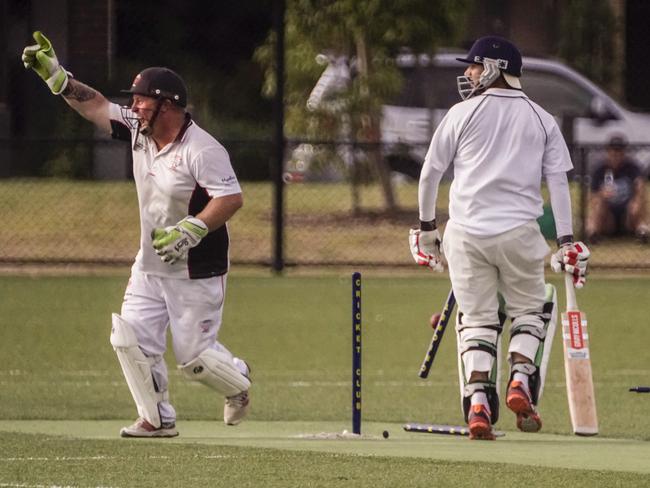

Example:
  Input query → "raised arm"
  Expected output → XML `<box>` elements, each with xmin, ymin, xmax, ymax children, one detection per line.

<box><xmin>61</xmin><ymin>80</ymin><xmax>111</xmax><ymax>133</ymax></box>
<box><xmin>22</xmin><ymin>31</ymin><xmax>111</xmax><ymax>133</ymax></box>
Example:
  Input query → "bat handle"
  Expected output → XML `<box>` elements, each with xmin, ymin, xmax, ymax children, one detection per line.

<box><xmin>564</xmin><ymin>273</ymin><xmax>578</xmax><ymax>310</ymax></box>
<box><xmin>629</xmin><ymin>386</ymin><xmax>650</xmax><ymax>393</ymax></box>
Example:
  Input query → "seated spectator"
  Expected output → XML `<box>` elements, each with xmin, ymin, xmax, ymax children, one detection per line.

<box><xmin>587</xmin><ymin>135</ymin><xmax>648</xmax><ymax>243</ymax></box>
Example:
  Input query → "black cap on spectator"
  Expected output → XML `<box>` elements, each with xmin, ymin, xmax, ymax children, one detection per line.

<box><xmin>608</xmin><ymin>134</ymin><xmax>627</xmax><ymax>149</ymax></box>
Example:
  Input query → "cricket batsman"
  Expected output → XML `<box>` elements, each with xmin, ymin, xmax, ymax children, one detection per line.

<box><xmin>23</xmin><ymin>32</ymin><xmax>252</xmax><ymax>437</ymax></box>
<box><xmin>409</xmin><ymin>36</ymin><xmax>590</xmax><ymax>439</ymax></box>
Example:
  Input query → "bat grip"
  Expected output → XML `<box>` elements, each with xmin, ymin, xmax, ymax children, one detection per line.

<box><xmin>564</xmin><ymin>273</ymin><xmax>578</xmax><ymax>310</ymax></box>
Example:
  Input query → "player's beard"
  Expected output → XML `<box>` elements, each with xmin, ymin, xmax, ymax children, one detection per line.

<box><xmin>138</xmin><ymin>100</ymin><xmax>163</xmax><ymax>137</ymax></box>
<box><xmin>138</xmin><ymin>118</ymin><xmax>152</xmax><ymax>136</ymax></box>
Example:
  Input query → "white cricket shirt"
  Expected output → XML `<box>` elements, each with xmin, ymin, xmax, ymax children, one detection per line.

<box><xmin>419</xmin><ymin>88</ymin><xmax>573</xmax><ymax>236</ymax></box>
<box><xmin>109</xmin><ymin>103</ymin><xmax>242</xmax><ymax>279</ymax></box>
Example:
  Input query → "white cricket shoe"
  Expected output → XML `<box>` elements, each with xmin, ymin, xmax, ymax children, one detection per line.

<box><xmin>224</xmin><ymin>361</ymin><xmax>251</xmax><ymax>426</ymax></box>
<box><xmin>120</xmin><ymin>418</ymin><xmax>178</xmax><ymax>438</ymax></box>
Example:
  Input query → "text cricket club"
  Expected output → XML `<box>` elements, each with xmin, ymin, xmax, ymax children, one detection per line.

<box><xmin>352</xmin><ymin>272</ymin><xmax>362</xmax><ymax>434</ymax></box>
<box><xmin>354</xmin><ymin>313</ymin><xmax>361</xmax><ymax>411</ymax></box>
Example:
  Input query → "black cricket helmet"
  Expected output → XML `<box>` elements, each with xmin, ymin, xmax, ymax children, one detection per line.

<box><xmin>122</xmin><ymin>67</ymin><xmax>188</xmax><ymax>107</ymax></box>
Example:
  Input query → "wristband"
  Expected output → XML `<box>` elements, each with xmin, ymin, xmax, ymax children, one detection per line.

<box><xmin>420</xmin><ymin>219</ymin><xmax>437</xmax><ymax>231</ymax></box>
<box><xmin>556</xmin><ymin>234</ymin><xmax>574</xmax><ymax>247</ymax></box>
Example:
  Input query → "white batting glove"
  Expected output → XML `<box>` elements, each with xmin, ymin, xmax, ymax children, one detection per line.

<box><xmin>551</xmin><ymin>241</ymin><xmax>590</xmax><ymax>289</ymax></box>
<box><xmin>151</xmin><ymin>216</ymin><xmax>208</xmax><ymax>265</ymax></box>
<box><xmin>409</xmin><ymin>228</ymin><xmax>443</xmax><ymax>272</ymax></box>
<box><xmin>22</xmin><ymin>31</ymin><xmax>70</xmax><ymax>95</ymax></box>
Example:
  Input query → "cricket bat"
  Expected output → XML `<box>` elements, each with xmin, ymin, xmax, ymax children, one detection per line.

<box><xmin>562</xmin><ymin>273</ymin><xmax>598</xmax><ymax>435</ymax></box>
<box><xmin>418</xmin><ymin>289</ymin><xmax>455</xmax><ymax>379</ymax></box>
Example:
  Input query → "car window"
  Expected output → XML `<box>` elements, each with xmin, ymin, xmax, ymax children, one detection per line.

<box><xmin>522</xmin><ymin>69</ymin><xmax>594</xmax><ymax>117</ymax></box>
<box><xmin>429</xmin><ymin>67</ymin><xmax>464</xmax><ymax>108</ymax></box>
<box><xmin>395</xmin><ymin>66</ymin><xmax>460</xmax><ymax>109</ymax></box>
<box><xmin>394</xmin><ymin>62</ymin><xmax>597</xmax><ymax>117</ymax></box>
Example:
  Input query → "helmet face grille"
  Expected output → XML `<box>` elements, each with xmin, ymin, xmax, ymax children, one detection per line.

<box><xmin>123</xmin><ymin>67</ymin><xmax>188</xmax><ymax>107</ymax></box>
<box><xmin>456</xmin><ymin>57</ymin><xmax>515</xmax><ymax>100</ymax></box>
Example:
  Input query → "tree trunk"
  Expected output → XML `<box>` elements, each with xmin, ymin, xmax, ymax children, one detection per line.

<box><xmin>354</xmin><ymin>32</ymin><xmax>397</xmax><ymax>214</ymax></box>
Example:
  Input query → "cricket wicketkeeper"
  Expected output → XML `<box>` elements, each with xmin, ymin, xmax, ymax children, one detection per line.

<box><xmin>23</xmin><ymin>31</ymin><xmax>252</xmax><ymax>437</ymax></box>
<box><xmin>409</xmin><ymin>35</ymin><xmax>590</xmax><ymax>440</ymax></box>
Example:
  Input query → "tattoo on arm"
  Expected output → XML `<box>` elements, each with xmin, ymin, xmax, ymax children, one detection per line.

<box><xmin>62</xmin><ymin>79</ymin><xmax>97</xmax><ymax>102</ymax></box>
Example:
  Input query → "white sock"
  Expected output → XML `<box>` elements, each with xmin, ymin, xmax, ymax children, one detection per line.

<box><xmin>471</xmin><ymin>391</ymin><xmax>488</xmax><ymax>407</ymax></box>
<box><xmin>513</xmin><ymin>372</ymin><xmax>530</xmax><ymax>394</ymax></box>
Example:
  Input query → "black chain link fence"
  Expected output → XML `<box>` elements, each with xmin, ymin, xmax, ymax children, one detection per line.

<box><xmin>2</xmin><ymin>2</ymin><xmax>648</xmax><ymax>270</ymax></box>
<box><xmin>1</xmin><ymin>139</ymin><xmax>648</xmax><ymax>269</ymax></box>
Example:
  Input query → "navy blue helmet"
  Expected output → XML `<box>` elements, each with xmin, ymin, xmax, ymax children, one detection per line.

<box><xmin>455</xmin><ymin>36</ymin><xmax>522</xmax><ymax>99</ymax></box>
<box><xmin>456</xmin><ymin>36</ymin><xmax>522</xmax><ymax>78</ymax></box>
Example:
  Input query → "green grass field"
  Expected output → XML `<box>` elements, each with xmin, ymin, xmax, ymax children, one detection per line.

<box><xmin>1</xmin><ymin>271</ymin><xmax>649</xmax><ymax>486</ymax></box>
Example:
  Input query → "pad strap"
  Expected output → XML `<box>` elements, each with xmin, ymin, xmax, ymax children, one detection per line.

<box><xmin>511</xmin><ymin>362</ymin><xmax>537</xmax><ymax>376</ymax></box>
<box><xmin>459</xmin><ymin>339</ymin><xmax>498</xmax><ymax>358</ymax></box>
<box><xmin>510</xmin><ymin>322</ymin><xmax>547</xmax><ymax>341</ymax></box>
<box><xmin>457</xmin><ymin>311</ymin><xmax>505</xmax><ymax>333</ymax></box>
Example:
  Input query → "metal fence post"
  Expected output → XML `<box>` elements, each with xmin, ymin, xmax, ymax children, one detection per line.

<box><xmin>272</xmin><ymin>0</ymin><xmax>285</xmax><ymax>273</ymax></box>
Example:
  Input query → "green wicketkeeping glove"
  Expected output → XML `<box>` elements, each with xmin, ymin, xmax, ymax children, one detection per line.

<box><xmin>151</xmin><ymin>216</ymin><xmax>209</xmax><ymax>265</ymax></box>
<box><xmin>22</xmin><ymin>31</ymin><xmax>70</xmax><ymax>95</ymax></box>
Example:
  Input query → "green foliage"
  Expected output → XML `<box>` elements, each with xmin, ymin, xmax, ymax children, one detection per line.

<box><xmin>255</xmin><ymin>0</ymin><xmax>469</xmax><ymax>140</ymax></box>
<box><xmin>41</xmin><ymin>111</ymin><xmax>94</xmax><ymax>179</ymax></box>
<box><xmin>557</xmin><ymin>0</ymin><xmax>617</xmax><ymax>87</ymax></box>
<box><xmin>112</xmin><ymin>2</ymin><xmax>273</xmax><ymax>132</ymax></box>
<box><xmin>181</xmin><ymin>70</ymin><xmax>272</xmax><ymax>140</ymax></box>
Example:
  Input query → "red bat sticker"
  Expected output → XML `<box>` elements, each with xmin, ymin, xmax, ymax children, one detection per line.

<box><xmin>568</xmin><ymin>311</ymin><xmax>584</xmax><ymax>349</ymax></box>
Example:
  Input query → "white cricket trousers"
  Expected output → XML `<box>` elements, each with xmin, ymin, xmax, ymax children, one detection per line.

<box><xmin>443</xmin><ymin>220</ymin><xmax>550</xmax><ymax>375</ymax></box>
<box><xmin>120</xmin><ymin>268</ymin><xmax>235</xmax><ymax>423</ymax></box>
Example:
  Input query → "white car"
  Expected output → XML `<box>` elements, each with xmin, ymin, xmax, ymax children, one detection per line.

<box><xmin>382</xmin><ymin>52</ymin><xmax>650</xmax><ymax>177</ymax></box>
<box><xmin>289</xmin><ymin>52</ymin><xmax>650</xmax><ymax>182</ymax></box>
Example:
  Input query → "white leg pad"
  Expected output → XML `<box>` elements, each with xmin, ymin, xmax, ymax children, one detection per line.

<box><xmin>456</xmin><ymin>311</ymin><xmax>503</xmax><ymax>416</ymax></box>
<box><xmin>180</xmin><ymin>348</ymin><xmax>251</xmax><ymax>397</ymax></box>
<box><xmin>110</xmin><ymin>313</ymin><xmax>162</xmax><ymax>428</ymax></box>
